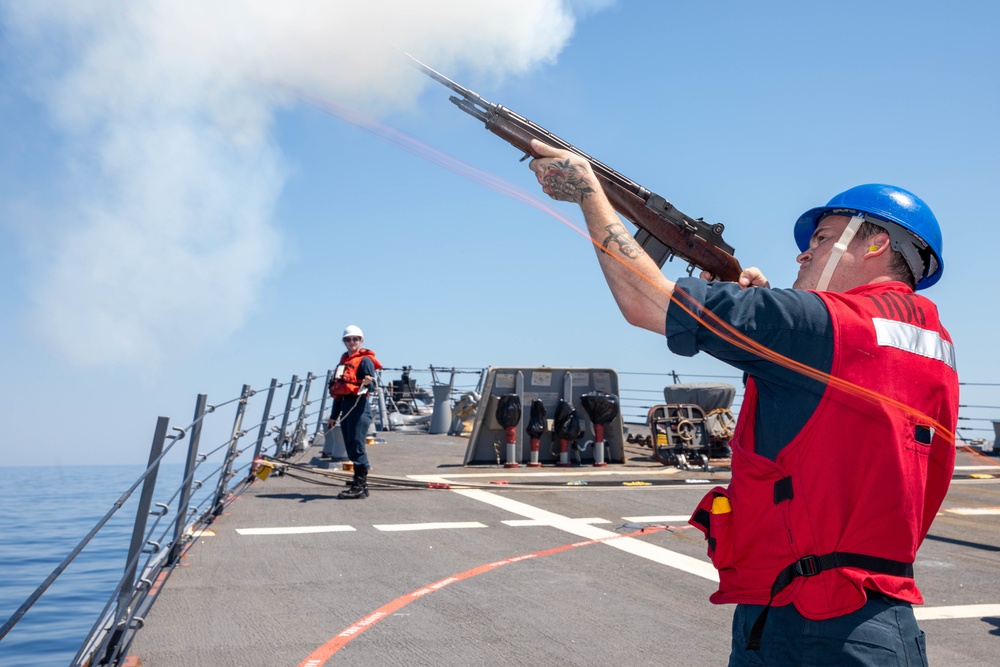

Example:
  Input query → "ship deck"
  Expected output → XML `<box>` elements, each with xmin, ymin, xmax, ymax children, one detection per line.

<box><xmin>127</xmin><ymin>431</ymin><xmax>1000</xmax><ymax>666</ymax></box>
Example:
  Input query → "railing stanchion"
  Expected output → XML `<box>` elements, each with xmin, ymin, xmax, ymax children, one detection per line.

<box><xmin>108</xmin><ymin>416</ymin><xmax>169</xmax><ymax>653</ymax></box>
<box><xmin>252</xmin><ymin>379</ymin><xmax>278</xmax><ymax>461</ymax></box>
<box><xmin>315</xmin><ymin>370</ymin><xmax>332</xmax><ymax>435</ymax></box>
<box><xmin>275</xmin><ymin>375</ymin><xmax>299</xmax><ymax>458</ymax></box>
<box><xmin>120</xmin><ymin>416</ymin><xmax>169</xmax><ymax>605</ymax></box>
<box><xmin>169</xmin><ymin>394</ymin><xmax>207</xmax><ymax>565</ymax></box>
<box><xmin>291</xmin><ymin>373</ymin><xmax>313</xmax><ymax>453</ymax></box>
<box><xmin>212</xmin><ymin>385</ymin><xmax>250</xmax><ymax>517</ymax></box>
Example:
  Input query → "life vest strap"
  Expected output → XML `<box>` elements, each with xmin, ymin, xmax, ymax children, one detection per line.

<box><xmin>746</xmin><ymin>552</ymin><xmax>913</xmax><ymax>650</ymax></box>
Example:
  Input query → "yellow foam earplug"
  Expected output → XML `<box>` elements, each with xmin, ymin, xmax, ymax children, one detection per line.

<box><xmin>868</xmin><ymin>245</ymin><xmax>879</xmax><ymax>252</ymax></box>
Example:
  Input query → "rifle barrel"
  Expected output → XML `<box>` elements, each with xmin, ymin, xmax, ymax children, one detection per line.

<box><xmin>409</xmin><ymin>54</ymin><xmax>740</xmax><ymax>278</ymax></box>
<box><xmin>450</xmin><ymin>97</ymin><xmax>489</xmax><ymax>123</ymax></box>
<box><xmin>406</xmin><ymin>53</ymin><xmax>495</xmax><ymax>112</ymax></box>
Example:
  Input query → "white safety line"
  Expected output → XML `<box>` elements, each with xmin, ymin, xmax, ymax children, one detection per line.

<box><xmin>954</xmin><ymin>465</ymin><xmax>1000</xmax><ymax>471</ymax></box>
<box><xmin>944</xmin><ymin>507</ymin><xmax>1000</xmax><ymax>515</ymax></box>
<box><xmin>622</xmin><ymin>515</ymin><xmax>692</xmax><ymax>523</ymax></box>
<box><xmin>374</xmin><ymin>521</ymin><xmax>488</xmax><ymax>532</ymax></box>
<box><xmin>451</xmin><ymin>488</ymin><xmax>719</xmax><ymax>582</ymax></box>
<box><xmin>503</xmin><ymin>518</ymin><xmax>611</xmax><ymax>527</ymax></box>
<box><xmin>915</xmin><ymin>604</ymin><xmax>1000</xmax><ymax>621</ymax></box>
<box><xmin>235</xmin><ymin>525</ymin><xmax>356</xmax><ymax>536</ymax></box>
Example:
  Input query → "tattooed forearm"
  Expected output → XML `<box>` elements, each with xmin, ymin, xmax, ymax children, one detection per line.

<box><xmin>601</xmin><ymin>223</ymin><xmax>642</xmax><ymax>258</ymax></box>
<box><xmin>541</xmin><ymin>159</ymin><xmax>596</xmax><ymax>203</ymax></box>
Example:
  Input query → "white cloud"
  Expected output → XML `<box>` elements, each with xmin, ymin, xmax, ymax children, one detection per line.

<box><xmin>3</xmin><ymin>0</ymin><xmax>595</xmax><ymax>368</ymax></box>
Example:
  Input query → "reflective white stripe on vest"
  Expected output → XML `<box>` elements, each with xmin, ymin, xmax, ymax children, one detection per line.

<box><xmin>872</xmin><ymin>318</ymin><xmax>957</xmax><ymax>370</ymax></box>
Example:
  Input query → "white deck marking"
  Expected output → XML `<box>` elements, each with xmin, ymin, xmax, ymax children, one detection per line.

<box><xmin>950</xmin><ymin>477</ymin><xmax>1000</xmax><ymax>485</ymax></box>
<box><xmin>236</xmin><ymin>525</ymin><xmax>355</xmax><ymax>536</ymax></box>
<box><xmin>402</xmin><ymin>478</ymin><xmax>1000</xmax><ymax>624</ymax></box>
<box><xmin>503</xmin><ymin>518</ymin><xmax>611</xmax><ymax>527</ymax></box>
<box><xmin>915</xmin><ymin>604</ymin><xmax>1000</xmax><ymax>621</ymax></box>
<box><xmin>374</xmin><ymin>521</ymin><xmax>488</xmax><ymax>532</ymax></box>
<box><xmin>944</xmin><ymin>507</ymin><xmax>1000</xmax><ymax>515</ymax></box>
<box><xmin>954</xmin><ymin>465</ymin><xmax>1000</xmax><ymax>471</ymax></box>
<box><xmin>622</xmin><ymin>515</ymin><xmax>692</xmax><ymax>523</ymax></box>
<box><xmin>452</xmin><ymin>488</ymin><xmax>719</xmax><ymax>582</ymax></box>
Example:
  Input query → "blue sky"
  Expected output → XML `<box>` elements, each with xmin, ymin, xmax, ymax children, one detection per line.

<box><xmin>1</xmin><ymin>1</ymin><xmax>998</xmax><ymax>466</ymax></box>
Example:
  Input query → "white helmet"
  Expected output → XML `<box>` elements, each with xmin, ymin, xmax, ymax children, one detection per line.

<box><xmin>342</xmin><ymin>325</ymin><xmax>364</xmax><ymax>341</ymax></box>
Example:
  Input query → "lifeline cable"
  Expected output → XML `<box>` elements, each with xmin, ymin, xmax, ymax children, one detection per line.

<box><xmin>285</xmin><ymin>86</ymin><xmax>957</xmax><ymax>446</ymax></box>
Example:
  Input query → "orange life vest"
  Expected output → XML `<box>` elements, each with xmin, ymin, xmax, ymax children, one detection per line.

<box><xmin>690</xmin><ymin>282</ymin><xmax>958</xmax><ymax>620</ymax></box>
<box><xmin>329</xmin><ymin>348</ymin><xmax>382</xmax><ymax>397</ymax></box>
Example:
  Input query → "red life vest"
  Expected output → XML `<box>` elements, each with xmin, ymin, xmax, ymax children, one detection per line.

<box><xmin>329</xmin><ymin>349</ymin><xmax>382</xmax><ymax>397</ymax></box>
<box><xmin>690</xmin><ymin>282</ymin><xmax>958</xmax><ymax>620</ymax></box>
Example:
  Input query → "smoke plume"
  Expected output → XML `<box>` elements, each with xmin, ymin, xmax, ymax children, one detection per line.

<box><xmin>2</xmin><ymin>0</ymin><xmax>610</xmax><ymax>368</ymax></box>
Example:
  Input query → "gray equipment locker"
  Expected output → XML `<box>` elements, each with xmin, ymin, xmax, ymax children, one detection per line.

<box><xmin>463</xmin><ymin>367</ymin><xmax>624</xmax><ymax>466</ymax></box>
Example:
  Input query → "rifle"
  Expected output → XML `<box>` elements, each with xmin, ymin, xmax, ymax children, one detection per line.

<box><xmin>409</xmin><ymin>55</ymin><xmax>742</xmax><ymax>282</ymax></box>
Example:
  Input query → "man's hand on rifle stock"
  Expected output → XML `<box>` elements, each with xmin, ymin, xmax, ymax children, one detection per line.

<box><xmin>532</xmin><ymin>138</ymin><xmax>768</xmax><ymax>290</ymax></box>
<box><xmin>527</xmin><ymin>139</ymin><xmax>674</xmax><ymax>334</ymax></box>
<box><xmin>526</xmin><ymin>139</ymin><xmax>769</xmax><ymax>332</ymax></box>
<box><xmin>528</xmin><ymin>139</ymin><xmax>599</xmax><ymax>205</ymax></box>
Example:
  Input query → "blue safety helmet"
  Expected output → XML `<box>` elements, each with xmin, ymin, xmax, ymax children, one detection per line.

<box><xmin>794</xmin><ymin>184</ymin><xmax>944</xmax><ymax>290</ymax></box>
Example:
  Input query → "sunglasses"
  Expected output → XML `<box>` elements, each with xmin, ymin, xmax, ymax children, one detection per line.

<box><xmin>343</xmin><ymin>336</ymin><xmax>362</xmax><ymax>343</ymax></box>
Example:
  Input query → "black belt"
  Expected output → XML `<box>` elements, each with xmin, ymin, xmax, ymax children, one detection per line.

<box><xmin>747</xmin><ymin>552</ymin><xmax>914</xmax><ymax>650</ymax></box>
<box><xmin>863</xmin><ymin>588</ymin><xmax>903</xmax><ymax>603</ymax></box>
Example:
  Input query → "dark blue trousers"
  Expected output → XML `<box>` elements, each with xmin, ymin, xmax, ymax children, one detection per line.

<box><xmin>338</xmin><ymin>396</ymin><xmax>371</xmax><ymax>469</ymax></box>
<box><xmin>728</xmin><ymin>596</ymin><xmax>928</xmax><ymax>666</ymax></box>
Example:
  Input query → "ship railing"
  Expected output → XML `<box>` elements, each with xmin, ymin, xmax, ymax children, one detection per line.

<box><xmin>2</xmin><ymin>368</ymin><xmax>992</xmax><ymax>666</ymax></box>
<box><xmin>64</xmin><ymin>366</ymin><xmax>487</xmax><ymax>665</ymax></box>
<box><xmin>0</xmin><ymin>370</ymin><xmax>352</xmax><ymax>667</ymax></box>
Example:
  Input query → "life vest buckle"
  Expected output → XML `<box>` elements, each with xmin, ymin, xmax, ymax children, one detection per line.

<box><xmin>794</xmin><ymin>554</ymin><xmax>823</xmax><ymax>577</ymax></box>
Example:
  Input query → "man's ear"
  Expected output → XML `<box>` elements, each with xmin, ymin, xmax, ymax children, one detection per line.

<box><xmin>864</xmin><ymin>233</ymin><xmax>891</xmax><ymax>256</ymax></box>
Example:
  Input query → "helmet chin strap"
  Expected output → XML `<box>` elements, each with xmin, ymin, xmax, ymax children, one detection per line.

<box><xmin>814</xmin><ymin>214</ymin><xmax>865</xmax><ymax>292</ymax></box>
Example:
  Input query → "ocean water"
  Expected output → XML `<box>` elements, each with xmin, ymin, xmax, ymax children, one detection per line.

<box><xmin>0</xmin><ymin>464</ymin><xmax>187</xmax><ymax>667</ymax></box>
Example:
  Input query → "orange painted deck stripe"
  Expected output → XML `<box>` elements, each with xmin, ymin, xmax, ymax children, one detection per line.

<box><xmin>297</xmin><ymin>525</ymin><xmax>668</xmax><ymax>666</ymax></box>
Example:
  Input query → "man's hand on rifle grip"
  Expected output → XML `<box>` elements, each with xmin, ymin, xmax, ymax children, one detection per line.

<box><xmin>701</xmin><ymin>267</ymin><xmax>770</xmax><ymax>289</ymax></box>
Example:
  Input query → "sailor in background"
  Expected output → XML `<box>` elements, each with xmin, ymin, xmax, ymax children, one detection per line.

<box><xmin>328</xmin><ymin>325</ymin><xmax>382</xmax><ymax>500</ymax></box>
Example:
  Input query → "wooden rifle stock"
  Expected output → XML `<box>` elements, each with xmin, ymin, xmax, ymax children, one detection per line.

<box><xmin>600</xmin><ymin>180</ymin><xmax>743</xmax><ymax>282</ymax></box>
<box><xmin>411</xmin><ymin>55</ymin><xmax>742</xmax><ymax>282</ymax></box>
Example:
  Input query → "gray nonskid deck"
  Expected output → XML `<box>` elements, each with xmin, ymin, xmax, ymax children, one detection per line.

<box><xmin>127</xmin><ymin>432</ymin><xmax>1000</xmax><ymax>666</ymax></box>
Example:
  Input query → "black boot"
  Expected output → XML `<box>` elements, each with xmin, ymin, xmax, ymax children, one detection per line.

<box><xmin>338</xmin><ymin>465</ymin><xmax>369</xmax><ymax>499</ymax></box>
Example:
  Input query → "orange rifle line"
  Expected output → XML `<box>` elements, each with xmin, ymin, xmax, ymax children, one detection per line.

<box><xmin>286</xmin><ymin>85</ymin><xmax>955</xmax><ymax>445</ymax></box>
